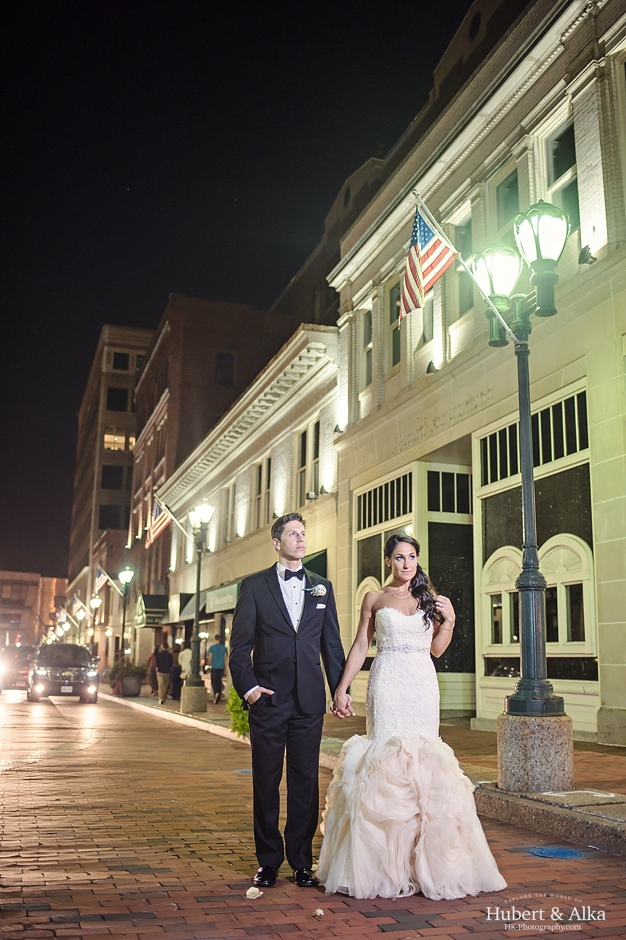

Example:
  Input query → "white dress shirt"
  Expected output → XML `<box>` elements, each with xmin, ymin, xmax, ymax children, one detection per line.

<box><xmin>276</xmin><ymin>561</ymin><xmax>305</xmax><ymax>631</ymax></box>
<box><xmin>244</xmin><ymin>562</ymin><xmax>305</xmax><ymax>700</ymax></box>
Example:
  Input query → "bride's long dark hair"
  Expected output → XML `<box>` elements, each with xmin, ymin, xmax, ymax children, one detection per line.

<box><xmin>384</xmin><ymin>534</ymin><xmax>440</xmax><ymax>627</ymax></box>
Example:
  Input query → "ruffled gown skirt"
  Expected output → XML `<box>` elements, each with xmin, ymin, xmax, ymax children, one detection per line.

<box><xmin>318</xmin><ymin>607</ymin><xmax>507</xmax><ymax>900</ymax></box>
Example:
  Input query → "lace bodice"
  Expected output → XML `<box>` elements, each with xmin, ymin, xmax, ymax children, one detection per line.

<box><xmin>366</xmin><ymin>607</ymin><xmax>440</xmax><ymax>741</ymax></box>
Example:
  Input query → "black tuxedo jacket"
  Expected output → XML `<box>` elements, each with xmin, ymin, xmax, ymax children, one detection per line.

<box><xmin>229</xmin><ymin>564</ymin><xmax>345</xmax><ymax>715</ymax></box>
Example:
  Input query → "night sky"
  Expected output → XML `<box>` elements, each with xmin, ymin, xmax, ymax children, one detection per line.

<box><xmin>1</xmin><ymin>0</ymin><xmax>475</xmax><ymax>577</ymax></box>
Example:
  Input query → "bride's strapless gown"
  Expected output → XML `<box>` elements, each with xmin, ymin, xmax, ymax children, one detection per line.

<box><xmin>317</xmin><ymin>607</ymin><xmax>507</xmax><ymax>900</ymax></box>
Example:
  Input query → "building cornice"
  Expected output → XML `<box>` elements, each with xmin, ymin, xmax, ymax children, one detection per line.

<box><xmin>159</xmin><ymin>326</ymin><xmax>337</xmax><ymax>509</ymax></box>
<box><xmin>327</xmin><ymin>0</ymin><xmax>591</xmax><ymax>293</ymax></box>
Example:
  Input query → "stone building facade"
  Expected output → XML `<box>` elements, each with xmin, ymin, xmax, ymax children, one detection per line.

<box><xmin>328</xmin><ymin>0</ymin><xmax>626</xmax><ymax>744</ymax></box>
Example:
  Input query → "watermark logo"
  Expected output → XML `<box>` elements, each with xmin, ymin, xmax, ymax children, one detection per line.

<box><xmin>484</xmin><ymin>896</ymin><xmax>606</xmax><ymax>931</ymax></box>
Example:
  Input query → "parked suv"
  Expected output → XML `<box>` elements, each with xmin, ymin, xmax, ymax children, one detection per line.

<box><xmin>0</xmin><ymin>646</ymin><xmax>36</xmax><ymax>691</ymax></box>
<box><xmin>28</xmin><ymin>644</ymin><xmax>99</xmax><ymax>703</ymax></box>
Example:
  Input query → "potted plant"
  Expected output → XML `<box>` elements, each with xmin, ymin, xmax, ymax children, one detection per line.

<box><xmin>226</xmin><ymin>686</ymin><xmax>249</xmax><ymax>738</ymax></box>
<box><xmin>109</xmin><ymin>661</ymin><xmax>148</xmax><ymax>698</ymax></box>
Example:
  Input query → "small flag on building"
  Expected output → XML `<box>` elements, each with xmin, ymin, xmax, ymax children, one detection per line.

<box><xmin>145</xmin><ymin>498</ymin><xmax>171</xmax><ymax>549</ymax></box>
<box><xmin>95</xmin><ymin>566</ymin><xmax>107</xmax><ymax>593</ymax></box>
<box><xmin>400</xmin><ymin>205</ymin><xmax>458</xmax><ymax>321</ymax></box>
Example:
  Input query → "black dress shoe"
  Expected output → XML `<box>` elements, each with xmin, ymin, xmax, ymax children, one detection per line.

<box><xmin>252</xmin><ymin>866</ymin><xmax>279</xmax><ymax>887</ymax></box>
<box><xmin>292</xmin><ymin>867</ymin><xmax>318</xmax><ymax>888</ymax></box>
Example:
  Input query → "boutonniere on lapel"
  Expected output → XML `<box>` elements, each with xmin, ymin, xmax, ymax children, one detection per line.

<box><xmin>305</xmin><ymin>583</ymin><xmax>327</xmax><ymax>598</ymax></box>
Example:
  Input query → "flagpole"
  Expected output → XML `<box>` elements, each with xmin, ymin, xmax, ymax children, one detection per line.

<box><xmin>153</xmin><ymin>492</ymin><xmax>196</xmax><ymax>547</ymax></box>
<box><xmin>412</xmin><ymin>192</ymin><xmax>521</xmax><ymax>348</ymax></box>
<box><xmin>98</xmin><ymin>565</ymin><xmax>124</xmax><ymax>598</ymax></box>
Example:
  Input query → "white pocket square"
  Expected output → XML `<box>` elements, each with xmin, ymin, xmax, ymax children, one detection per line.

<box><xmin>316</xmin><ymin>603</ymin><xmax>326</xmax><ymax>609</ymax></box>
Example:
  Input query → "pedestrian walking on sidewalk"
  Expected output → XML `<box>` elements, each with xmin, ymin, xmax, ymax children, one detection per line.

<box><xmin>147</xmin><ymin>647</ymin><xmax>159</xmax><ymax>697</ymax></box>
<box><xmin>155</xmin><ymin>641</ymin><xmax>173</xmax><ymax>704</ymax></box>
<box><xmin>170</xmin><ymin>650</ymin><xmax>182</xmax><ymax>701</ymax></box>
<box><xmin>207</xmin><ymin>634</ymin><xmax>227</xmax><ymax>704</ymax></box>
<box><xmin>179</xmin><ymin>641</ymin><xmax>192</xmax><ymax>683</ymax></box>
<box><xmin>229</xmin><ymin>512</ymin><xmax>345</xmax><ymax>891</ymax></box>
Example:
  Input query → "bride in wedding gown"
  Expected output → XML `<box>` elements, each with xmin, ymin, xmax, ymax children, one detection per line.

<box><xmin>317</xmin><ymin>534</ymin><xmax>506</xmax><ymax>901</ymax></box>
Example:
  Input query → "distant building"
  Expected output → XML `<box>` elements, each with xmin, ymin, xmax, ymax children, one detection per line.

<box><xmin>67</xmin><ymin>325</ymin><xmax>153</xmax><ymax>659</ymax></box>
<box><xmin>0</xmin><ymin>570</ymin><xmax>67</xmax><ymax>648</ymax></box>
<box><xmin>159</xmin><ymin>323</ymin><xmax>339</xmax><ymax>662</ymax></box>
<box><xmin>128</xmin><ymin>293</ymin><xmax>321</xmax><ymax>657</ymax></box>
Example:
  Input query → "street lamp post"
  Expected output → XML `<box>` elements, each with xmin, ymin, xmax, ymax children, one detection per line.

<box><xmin>181</xmin><ymin>502</ymin><xmax>214</xmax><ymax>714</ymax></box>
<box><xmin>471</xmin><ymin>200</ymin><xmax>574</xmax><ymax>792</ymax></box>
<box><xmin>118</xmin><ymin>567</ymin><xmax>134</xmax><ymax>661</ymax></box>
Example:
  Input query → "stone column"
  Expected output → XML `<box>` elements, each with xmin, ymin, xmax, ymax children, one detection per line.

<box><xmin>588</xmin><ymin>330</ymin><xmax>626</xmax><ymax>746</ymax></box>
<box><xmin>569</xmin><ymin>60</ymin><xmax>626</xmax><ymax>256</ymax></box>
<box><xmin>513</xmin><ymin>134</ymin><xmax>537</xmax><ymax>212</ymax></box>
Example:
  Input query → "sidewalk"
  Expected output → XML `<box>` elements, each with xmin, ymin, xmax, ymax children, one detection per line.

<box><xmin>101</xmin><ymin>689</ymin><xmax>626</xmax><ymax>857</ymax></box>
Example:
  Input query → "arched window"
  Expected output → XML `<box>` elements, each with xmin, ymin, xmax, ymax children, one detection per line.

<box><xmin>539</xmin><ymin>534</ymin><xmax>595</xmax><ymax>655</ymax></box>
<box><xmin>481</xmin><ymin>547</ymin><xmax>522</xmax><ymax>653</ymax></box>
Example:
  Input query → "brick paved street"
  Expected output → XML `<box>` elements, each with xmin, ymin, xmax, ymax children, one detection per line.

<box><xmin>1</xmin><ymin>692</ymin><xmax>625</xmax><ymax>940</ymax></box>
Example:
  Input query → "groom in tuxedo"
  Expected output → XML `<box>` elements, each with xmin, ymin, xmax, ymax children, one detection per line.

<box><xmin>229</xmin><ymin>512</ymin><xmax>345</xmax><ymax>888</ymax></box>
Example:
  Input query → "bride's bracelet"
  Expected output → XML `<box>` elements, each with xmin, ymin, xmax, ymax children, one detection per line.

<box><xmin>438</xmin><ymin>624</ymin><xmax>455</xmax><ymax>631</ymax></box>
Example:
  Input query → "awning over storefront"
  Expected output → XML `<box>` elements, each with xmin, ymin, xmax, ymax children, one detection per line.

<box><xmin>134</xmin><ymin>594</ymin><xmax>169</xmax><ymax>628</ymax></box>
<box><xmin>179</xmin><ymin>581</ymin><xmax>240</xmax><ymax>620</ymax></box>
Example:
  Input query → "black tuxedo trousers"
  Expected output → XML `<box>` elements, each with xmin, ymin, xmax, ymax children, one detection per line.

<box><xmin>229</xmin><ymin>566</ymin><xmax>345</xmax><ymax>870</ymax></box>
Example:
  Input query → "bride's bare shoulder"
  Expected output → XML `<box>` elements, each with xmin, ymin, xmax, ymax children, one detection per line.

<box><xmin>361</xmin><ymin>589</ymin><xmax>386</xmax><ymax>611</ymax></box>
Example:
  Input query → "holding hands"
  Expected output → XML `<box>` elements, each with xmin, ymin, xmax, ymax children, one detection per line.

<box><xmin>331</xmin><ymin>687</ymin><xmax>355</xmax><ymax>719</ymax></box>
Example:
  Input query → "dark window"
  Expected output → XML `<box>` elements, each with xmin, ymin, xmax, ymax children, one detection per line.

<box><xmin>566</xmin><ymin>583</ymin><xmax>585</xmax><ymax>642</ymax></box>
<box><xmin>442</xmin><ymin>473</ymin><xmax>455</xmax><ymax>513</ymax></box>
<box><xmin>484</xmin><ymin>657</ymin><xmax>598</xmax><ymax>681</ymax></box>
<box><xmin>356</xmin><ymin>473</ymin><xmax>412</xmax><ymax>531</ymax></box>
<box><xmin>216</xmin><ymin>352</ymin><xmax>235</xmax><ymax>386</ymax></box>
<box><xmin>135</xmin><ymin>354</ymin><xmax>145</xmax><ymax>371</ymax></box>
<box><xmin>427</xmin><ymin>471</ymin><xmax>440</xmax><ymax>512</ymax></box>
<box><xmin>545</xmin><ymin>587</ymin><xmax>559</xmax><ymax>642</ymax></box>
<box><xmin>422</xmin><ymin>296</ymin><xmax>434</xmax><ymax>344</ymax></box>
<box><xmin>482</xmin><ymin>464</ymin><xmax>592</xmax><ymax>564</ymax></box>
<box><xmin>509</xmin><ymin>592</ymin><xmax>520</xmax><ymax>642</ymax></box>
<box><xmin>363</xmin><ymin>310</ymin><xmax>372</xmax><ymax>347</ymax></box>
<box><xmin>456</xmin><ymin>219</ymin><xmax>474</xmax><ymax>316</ymax></box>
<box><xmin>98</xmin><ymin>505</ymin><xmax>123</xmax><ymax>529</ymax></box>
<box><xmin>491</xmin><ymin>594</ymin><xmax>503</xmax><ymax>644</ymax></box>
<box><xmin>456</xmin><ymin>474</ymin><xmax>471</xmax><ymax>514</ymax></box>
<box><xmin>389</xmin><ymin>282</ymin><xmax>401</xmax><ymax>324</ymax></box>
<box><xmin>548</xmin><ymin>124</ymin><xmax>576</xmax><ymax>185</ymax></box>
<box><xmin>391</xmin><ymin>325</ymin><xmax>401</xmax><ymax>367</ymax></box>
<box><xmin>113</xmin><ymin>352</ymin><xmax>130</xmax><ymax>370</ymax></box>
<box><xmin>106</xmin><ymin>387</ymin><xmax>128</xmax><ymax>412</ymax></box>
<box><xmin>561</xmin><ymin>177</ymin><xmax>580</xmax><ymax>230</ymax></box>
<box><xmin>497</xmin><ymin>170</ymin><xmax>519</xmax><ymax>229</ymax></box>
<box><xmin>357</xmin><ymin>534</ymin><xmax>382</xmax><ymax>585</ymax></box>
<box><xmin>429</xmin><ymin>522</ymin><xmax>475</xmax><ymax>673</ymax></box>
<box><xmin>480</xmin><ymin>392</ymin><xmax>588</xmax><ymax>484</ymax></box>
<box><xmin>101</xmin><ymin>465</ymin><xmax>124</xmax><ymax>490</ymax></box>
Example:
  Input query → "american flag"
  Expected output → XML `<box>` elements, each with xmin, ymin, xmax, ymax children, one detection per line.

<box><xmin>400</xmin><ymin>206</ymin><xmax>457</xmax><ymax>321</ymax></box>
<box><xmin>95</xmin><ymin>566</ymin><xmax>107</xmax><ymax>593</ymax></box>
<box><xmin>145</xmin><ymin>498</ymin><xmax>171</xmax><ymax>549</ymax></box>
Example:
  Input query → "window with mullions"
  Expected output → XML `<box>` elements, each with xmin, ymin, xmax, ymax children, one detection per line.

<box><xmin>496</xmin><ymin>170</ymin><xmax>519</xmax><ymax>232</ymax></box>
<box><xmin>388</xmin><ymin>282</ymin><xmax>401</xmax><ymax>370</ymax></box>
<box><xmin>455</xmin><ymin>219</ymin><xmax>473</xmax><ymax>316</ymax></box>
<box><xmin>254</xmin><ymin>458</ymin><xmax>272</xmax><ymax>529</ymax></box>
<box><xmin>296</xmin><ymin>420</ymin><xmax>321</xmax><ymax>507</ymax></box>
<box><xmin>480</xmin><ymin>390</ymin><xmax>588</xmax><ymax>486</ymax></box>
<box><xmin>356</xmin><ymin>472</ymin><xmax>412</xmax><ymax>531</ymax></box>
<box><xmin>297</xmin><ymin>429</ymin><xmax>307</xmax><ymax>507</ymax></box>
<box><xmin>547</xmin><ymin>122</ymin><xmax>580</xmax><ymax>230</ymax></box>
<box><xmin>427</xmin><ymin>471</ymin><xmax>472</xmax><ymax>514</ymax></box>
<box><xmin>363</xmin><ymin>309</ymin><xmax>373</xmax><ymax>387</ymax></box>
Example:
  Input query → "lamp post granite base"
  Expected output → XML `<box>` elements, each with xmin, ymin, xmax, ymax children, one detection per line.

<box><xmin>497</xmin><ymin>714</ymin><xmax>574</xmax><ymax>792</ymax></box>
<box><xmin>180</xmin><ymin>684</ymin><xmax>208</xmax><ymax>714</ymax></box>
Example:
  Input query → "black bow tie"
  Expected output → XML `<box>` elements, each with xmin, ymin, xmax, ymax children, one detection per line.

<box><xmin>284</xmin><ymin>568</ymin><xmax>305</xmax><ymax>581</ymax></box>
